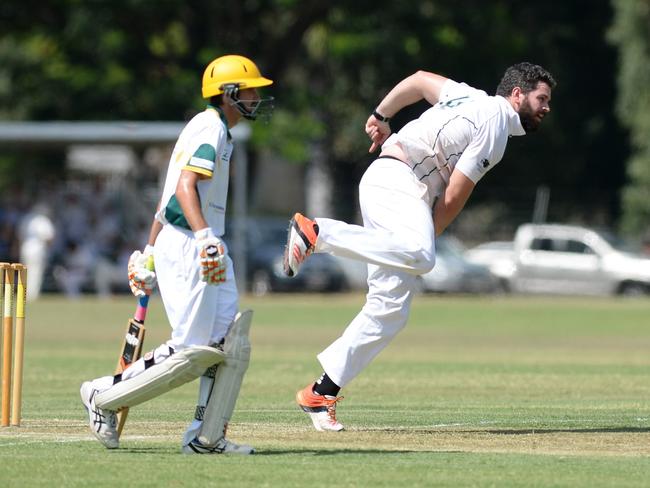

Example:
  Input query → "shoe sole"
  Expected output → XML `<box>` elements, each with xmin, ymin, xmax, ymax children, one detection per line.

<box><xmin>283</xmin><ymin>216</ymin><xmax>310</xmax><ymax>277</ymax></box>
<box><xmin>80</xmin><ymin>382</ymin><xmax>98</xmax><ymax>433</ymax></box>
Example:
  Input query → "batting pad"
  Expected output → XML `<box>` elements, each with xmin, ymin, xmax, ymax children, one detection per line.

<box><xmin>198</xmin><ymin>310</ymin><xmax>252</xmax><ymax>445</ymax></box>
<box><xmin>96</xmin><ymin>346</ymin><xmax>226</xmax><ymax>411</ymax></box>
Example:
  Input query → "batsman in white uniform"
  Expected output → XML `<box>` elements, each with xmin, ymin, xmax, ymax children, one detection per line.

<box><xmin>284</xmin><ymin>62</ymin><xmax>555</xmax><ymax>431</ymax></box>
<box><xmin>80</xmin><ymin>55</ymin><xmax>273</xmax><ymax>453</ymax></box>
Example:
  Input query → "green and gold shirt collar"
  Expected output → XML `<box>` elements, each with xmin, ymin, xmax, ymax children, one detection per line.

<box><xmin>207</xmin><ymin>104</ymin><xmax>232</xmax><ymax>141</ymax></box>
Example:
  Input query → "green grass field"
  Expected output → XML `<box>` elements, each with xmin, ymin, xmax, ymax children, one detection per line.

<box><xmin>1</xmin><ymin>293</ymin><xmax>650</xmax><ymax>487</ymax></box>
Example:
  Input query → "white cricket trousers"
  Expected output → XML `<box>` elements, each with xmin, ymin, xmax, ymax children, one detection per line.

<box><xmin>155</xmin><ymin>224</ymin><xmax>239</xmax><ymax>350</ymax></box>
<box><xmin>89</xmin><ymin>223</ymin><xmax>238</xmax><ymax>392</ymax></box>
<box><xmin>316</xmin><ymin>157</ymin><xmax>436</xmax><ymax>387</ymax></box>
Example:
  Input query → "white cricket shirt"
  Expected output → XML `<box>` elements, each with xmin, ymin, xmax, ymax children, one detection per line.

<box><xmin>382</xmin><ymin>79</ymin><xmax>525</xmax><ymax>203</ymax></box>
<box><xmin>156</xmin><ymin>106</ymin><xmax>233</xmax><ymax>236</ymax></box>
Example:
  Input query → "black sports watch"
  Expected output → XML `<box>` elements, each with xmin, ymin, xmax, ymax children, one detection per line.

<box><xmin>372</xmin><ymin>110</ymin><xmax>390</xmax><ymax>123</ymax></box>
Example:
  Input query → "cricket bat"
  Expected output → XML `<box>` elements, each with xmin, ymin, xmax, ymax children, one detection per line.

<box><xmin>114</xmin><ymin>255</ymin><xmax>154</xmax><ymax>437</ymax></box>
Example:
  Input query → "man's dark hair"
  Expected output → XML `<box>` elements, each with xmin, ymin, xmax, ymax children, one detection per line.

<box><xmin>495</xmin><ymin>62</ymin><xmax>556</xmax><ymax>97</ymax></box>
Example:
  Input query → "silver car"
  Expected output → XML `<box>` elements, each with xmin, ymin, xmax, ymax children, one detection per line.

<box><xmin>514</xmin><ymin>224</ymin><xmax>650</xmax><ymax>296</ymax></box>
<box><xmin>467</xmin><ymin>224</ymin><xmax>650</xmax><ymax>296</ymax></box>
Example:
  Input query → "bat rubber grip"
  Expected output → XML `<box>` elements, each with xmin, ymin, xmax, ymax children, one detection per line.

<box><xmin>134</xmin><ymin>295</ymin><xmax>150</xmax><ymax>323</ymax></box>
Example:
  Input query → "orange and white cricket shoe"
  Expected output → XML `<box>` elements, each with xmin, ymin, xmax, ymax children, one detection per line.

<box><xmin>296</xmin><ymin>384</ymin><xmax>344</xmax><ymax>432</ymax></box>
<box><xmin>283</xmin><ymin>213</ymin><xmax>319</xmax><ymax>277</ymax></box>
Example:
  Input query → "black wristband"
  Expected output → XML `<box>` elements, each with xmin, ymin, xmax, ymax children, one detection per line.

<box><xmin>372</xmin><ymin>109</ymin><xmax>390</xmax><ymax>122</ymax></box>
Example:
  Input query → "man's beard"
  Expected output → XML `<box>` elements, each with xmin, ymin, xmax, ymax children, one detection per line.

<box><xmin>518</xmin><ymin>98</ymin><xmax>541</xmax><ymax>133</ymax></box>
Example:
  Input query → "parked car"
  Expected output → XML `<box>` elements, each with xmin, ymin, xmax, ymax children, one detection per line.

<box><xmin>464</xmin><ymin>240</ymin><xmax>517</xmax><ymax>291</ymax></box>
<box><xmin>417</xmin><ymin>235</ymin><xmax>501</xmax><ymax>294</ymax></box>
<box><xmin>224</xmin><ymin>218</ymin><xmax>348</xmax><ymax>295</ymax></box>
<box><xmin>465</xmin><ymin>223</ymin><xmax>650</xmax><ymax>296</ymax></box>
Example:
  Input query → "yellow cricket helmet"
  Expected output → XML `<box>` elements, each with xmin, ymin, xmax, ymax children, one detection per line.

<box><xmin>202</xmin><ymin>55</ymin><xmax>273</xmax><ymax>99</ymax></box>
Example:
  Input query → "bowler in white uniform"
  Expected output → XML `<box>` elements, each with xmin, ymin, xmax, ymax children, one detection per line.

<box><xmin>284</xmin><ymin>62</ymin><xmax>555</xmax><ymax>432</ymax></box>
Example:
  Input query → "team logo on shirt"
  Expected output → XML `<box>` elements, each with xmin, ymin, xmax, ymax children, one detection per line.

<box><xmin>481</xmin><ymin>159</ymin><xmax>490</xmax><ymax>168</ymax></box>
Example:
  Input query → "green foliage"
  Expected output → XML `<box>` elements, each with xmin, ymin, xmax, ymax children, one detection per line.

<box><xmin>0</xmin><ymin>1</ymin><xmax>203</xmax><ymax>120</ymax></box>
<box><xmin>0</xmin><ymin>1</ymin><xmax>633</xmax><ymax>228</ymax></box>
<box><xmin>253</xmin><ymin>109</ymin><xmax>325</xmax><ymax>163</ymax></box>
<box><xmin>609</xmin><ymin>0</ymin><xmax>650</xmax><ymax>236</ymax></box>
<box><xmin>621</xmin><ymin>150</ymin><xmax>650</xmax><ymax>234</ymax></box>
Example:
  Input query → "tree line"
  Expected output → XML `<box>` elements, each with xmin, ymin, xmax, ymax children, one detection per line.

<box><xmin>0</xmin><ymin>0</ymin><xmax>647</xmax><ymax>239</ymax></box>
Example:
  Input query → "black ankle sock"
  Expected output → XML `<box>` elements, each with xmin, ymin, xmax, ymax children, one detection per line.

<box><xmin>312</xmin><ymin>372</ymin><xmax>340</xmax><ymax>397</ymax></box>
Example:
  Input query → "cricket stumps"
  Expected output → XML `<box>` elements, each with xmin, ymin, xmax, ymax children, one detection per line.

<box><xmin>0</xmin><ymin>263</ymin><xmax>27</xmax><ymax>427</ymax></box>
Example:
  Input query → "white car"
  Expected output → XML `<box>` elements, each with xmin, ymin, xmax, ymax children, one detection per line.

<box><xmin>466</xmin><ymin>224</ymin><xmax>650</xmax><ymax>296</ymax></box>
<box><xmin>514</xmin><ymin>224</ymin><xmax>650</xmax><ymax>296</ymax></box>
<box><xmin>464</xmin><ymin>241</ymin><xmax>517</xmax><ymax>291</ymax></box>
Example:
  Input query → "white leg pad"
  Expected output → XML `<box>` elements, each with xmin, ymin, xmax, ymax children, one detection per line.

<box><xmin>198</xmin><ymin>310</ymin><xmax>252</xmax><ymax>445</ymax></box>
<box><xmin>95</xmin><ymin>346</ymin><xmax>226</xmax><ymax>411</ymax></box>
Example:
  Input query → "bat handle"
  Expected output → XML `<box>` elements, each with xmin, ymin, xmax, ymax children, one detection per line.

<box><xmin>133</xmin><ymin>254</ymin><xmax>154</xmax><ymax>323</ymax></box>
<box><xmin>134</xmin><ymin>295</ymin><xmax>149</xmax><ymax>323</ymax></box>
<box><xmin>133</xmin><ymin>255</ymin><xmax>154</xmax><ymax>324</ymax></box>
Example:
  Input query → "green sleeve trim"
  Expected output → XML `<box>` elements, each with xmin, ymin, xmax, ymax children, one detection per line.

<box><xmin>184</xmin><ymin>143</ymin><xmax>216</xmax><ymax>175</ymax></box>
<box><xmin>163</xmin><ymin>194</ymin><xmax>191</xmax><ymax>230</ymax></box>
<box><xmin>194</xmin><ymin>143</ymin><xmax>216</xmax><ymax>161</ymax></box>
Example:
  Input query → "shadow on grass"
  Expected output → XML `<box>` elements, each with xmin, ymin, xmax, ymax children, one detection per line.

<box><xmin>113</xmin><ymin>447</ymin><xmax>181</xmax><ymax>455</ymax></box>
<box><xmin>117</xmin><ymin>446</ymin><xmax>454</xmax><ymax>456</ymax></box>
<box><xmin>254</xmin><ymin>448</ymin><xmax>440</xmax><ymax>456</ymax></box>
<box><xmin>478</xmin><ymin>427</ymin><xmax>650</xmax><ymax>435</ymax></box>
<box><xmin>114</xmin><ymin>426</ymin><xmax>650</xmax><ymax>456</ymax></box>
<box><xmin>357</xmin><ymin>426</ymin><xmax>650</xmax><ymax>435</ymax></box>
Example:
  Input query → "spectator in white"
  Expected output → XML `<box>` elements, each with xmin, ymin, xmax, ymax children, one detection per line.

<box><xmin>18</xmin><ymin>203</ymin><xmax>55</xmax><ymax>300</ymax></box>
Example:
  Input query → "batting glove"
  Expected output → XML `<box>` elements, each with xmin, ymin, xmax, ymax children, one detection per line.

<box><xmin>128</xmin><ymin>244</ymin><xmax>157</xmax><ymax>297</ymax></box>
<box><xmin>195</xmin><ymin>228</ymin><xmax>227</xmax><ymax>285</ymax></box>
